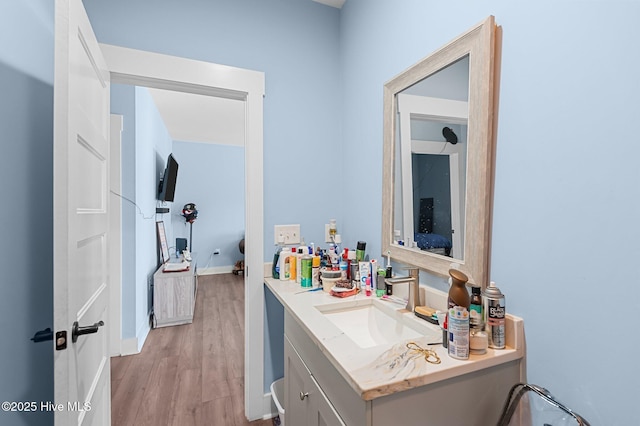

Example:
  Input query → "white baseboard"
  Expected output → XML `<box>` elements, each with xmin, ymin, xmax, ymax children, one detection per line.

<box><xmin>119</xmin><ymin>321</ymin><xmax>151</xmax><ymax>356</ymax></box>
<box><xmin>120</xmin><ymin>337</ymin><xmax>140</xmax><ymax>356</ymax></box>
<box><xmin>197</xmin><ymin>265</ymin><xmax>235</xmax><ymax>276</ymax></box>
<box><xmin>262</xmin><ymin>392</ymin><xmax>277</xmax><ymax>420</ymax></box>
<box><xmin>137</xmin><ymin>321</ymin><xmax>150</xmax><ymax>352</ymax></box>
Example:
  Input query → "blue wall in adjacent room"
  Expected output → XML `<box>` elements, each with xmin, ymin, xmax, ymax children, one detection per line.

<box><xmin>110</xmin><ymin>85</ymin><xmax>174</xmax><ymax>345</ymax></box>
<box><xmin>172</xmin><ymin>141</ymin><xmax>245</xmax><ymax>270</ymax></box>
<box><xmin>110</xmin><ymin>83</ymin><xmax>137</xmax><ymax>340</ymax></box>
<box><xmin>133</xmin><ymin>87</ymin><xmax>174</xmax><ymax>343</ymax></box>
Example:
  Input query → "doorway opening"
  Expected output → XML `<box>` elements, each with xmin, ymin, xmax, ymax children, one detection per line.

<box><xmin>103</xmin><ymin>44</ymin><xmax>265</xmax><ymax>421</ymax></box>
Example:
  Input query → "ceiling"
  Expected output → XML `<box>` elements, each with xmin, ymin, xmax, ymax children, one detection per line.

<box><xmin>148</xmin><ymin>87</ymin><xmax>245</xmax><ymax>146</ymax></box>
<box><xmin>312</xmin><ymin>0</ymin><xmax>345</xmax><ymax>8</ymax></box>
<box><xmin>147</xmin><ymin>0</ymin><xmax>344</xmax><ymax>145</ymax></box>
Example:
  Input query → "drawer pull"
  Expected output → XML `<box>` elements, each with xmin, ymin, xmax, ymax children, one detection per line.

<box><xmin>299</xmin><ymin>391</ymin><xmax>309</xmax><ymax>400</ymax></box>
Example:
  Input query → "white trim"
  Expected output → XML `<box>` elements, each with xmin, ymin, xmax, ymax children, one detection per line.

<box><xmin>397</xmin><ymin>93</ymin><xmax>467</xmax><ymax>257</ymax></box>
<box><xmin>136</xmin><ymin>321</ymin><xmax>150</xmax><ymax>353</ymax></box>
<box><xmin>99</xmin><ymin>44</ymin><xmax>266</xmax><ymax>421</ymax></box>
<box><xmin>197</xmin><ymin>265</ymin><xmax>235</xmax><ymax>276</ymax></box>
<box><xmin>263</xmin><ymin>392</ymin><xmax>278</xmax><ymax>420</ymax></box>
<box><xmin>120</xmin><ymin>337</ymin><xmax>140</xmax><ymax>356</ymax></box>
<box><xmin>109</xmin><ymin>114</ymin><xmax>123</xmax><ymax>357</ymax></box>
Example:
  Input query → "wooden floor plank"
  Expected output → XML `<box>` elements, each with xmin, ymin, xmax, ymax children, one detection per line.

<box><xmin>133</xmin><ymin>355</ymin><xmax>179</xmax><ymax>426</ymax></box>
<box><xmin>111</xmin><ymin>273</ymin><xmax>274</xmax><ymax>426</ymax></box>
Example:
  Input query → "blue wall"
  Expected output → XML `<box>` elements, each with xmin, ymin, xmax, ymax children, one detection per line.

<box><xmin>84</xmin><ymin>0</ymin><xmax>344</xmax><ymax>252</ymax></box>
<box><xmin>340</xmin><ymin>1</ymin><xmax>640</xmax><ymax>424</ymax></box>
<box><xmin>0</xmin><ymin>3</ymin><xmax>54</xmax><ymax>426</ymax></box>
<box><xmin>172</xmin><ymin>141</ymin><xmax>245</xmax><ymax>269</ymax></box>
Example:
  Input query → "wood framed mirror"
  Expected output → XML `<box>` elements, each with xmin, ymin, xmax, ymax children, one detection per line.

<box><xmin>381</xmin><ymin>16</ymin><xmax>499</xmax><ymax>286</ymax></box>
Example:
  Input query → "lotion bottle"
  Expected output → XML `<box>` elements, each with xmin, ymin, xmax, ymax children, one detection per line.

<box><xmin>288</xmin><ymin>248</ymin><xmax>297</xmax><ymax>281</ymax></box>
<box><xmin>278</xmin><ymin>248</ymin><xmax>290</xmax><ymax>281</ymax></box>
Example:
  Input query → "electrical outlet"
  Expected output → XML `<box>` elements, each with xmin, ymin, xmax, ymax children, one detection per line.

<box><xmin>274</xmin><ymin>224</ymin><xmax>301</xmax><ymax>245</ymax></box>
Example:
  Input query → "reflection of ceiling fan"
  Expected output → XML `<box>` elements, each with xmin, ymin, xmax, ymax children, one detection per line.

<box><xmin>442</xmin><ymin>127</ymin><xmax>458</xmax><ymax>144</ymax></box>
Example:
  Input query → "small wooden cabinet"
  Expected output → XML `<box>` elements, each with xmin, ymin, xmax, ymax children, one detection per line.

<box><xmin>152</xmin><ymin>261</ymin><xmax>197</xmax><ymax>327</ymax></box>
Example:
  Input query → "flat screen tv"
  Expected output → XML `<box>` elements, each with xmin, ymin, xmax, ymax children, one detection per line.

<box><xmin>158</xmin><ymin>154</ymin><xmax>179</xmax><ymax>202</ymax></box>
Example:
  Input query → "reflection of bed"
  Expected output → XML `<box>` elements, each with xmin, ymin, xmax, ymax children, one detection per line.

<box><xmin>414</xmin><ymin>232</ymin><xmax>452</xmax><ymax>256</ymax></box>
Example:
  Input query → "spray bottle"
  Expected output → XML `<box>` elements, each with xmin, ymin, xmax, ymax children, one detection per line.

<box><xmin>483</xmin><ymin>281</ymin><xmax>506</xmax><ymax>349</ymax></box>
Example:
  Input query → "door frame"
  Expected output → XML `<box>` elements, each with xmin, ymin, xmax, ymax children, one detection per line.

<box><xmin>397</xmin><ymin>93</ymin><xmax>467</xmax><ymax>258</ymax></box>
<box><xmin>109</xmin><ymin>114</ymin><xmax>123</xmax><ymax>357</ymax></box>
<box><xmin>101</xmin><ymin>44</ymin><xmax>266</xmax><ymax>421</ymax></box>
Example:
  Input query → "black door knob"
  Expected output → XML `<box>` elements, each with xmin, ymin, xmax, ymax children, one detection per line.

<box><xmin>72</xmin><ymin>320</ymin><xmax>104</xmax><ymax>343</ymax></box>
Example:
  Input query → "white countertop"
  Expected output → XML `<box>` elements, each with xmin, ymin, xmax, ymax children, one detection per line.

<box><xmin>265</xmin><ymin>277</ymin><xmax>525</xmax><ymax>401</ymax></box>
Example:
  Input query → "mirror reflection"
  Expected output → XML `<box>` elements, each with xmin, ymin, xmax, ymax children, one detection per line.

<box><xmin>381</xmin><ymin>16</ymin><xmax>498</xmax><ymax>286</ymax></box>
<box><xmin>393</xmin><ymin>56</ymin><xmax>469</xmax><ymax>261</ymax></box>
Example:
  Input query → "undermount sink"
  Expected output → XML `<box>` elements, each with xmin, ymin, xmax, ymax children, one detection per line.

<box><xmin>315</xmin><ymin>298</ymin><xmax>441</xmax><ymax>349</ymax></box>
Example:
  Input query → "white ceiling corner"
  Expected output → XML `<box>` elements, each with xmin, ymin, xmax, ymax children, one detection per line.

<box><xmin>312</xmin><ymin>0</ymin><xmax>346</xmax><ymax>9</ymax></box>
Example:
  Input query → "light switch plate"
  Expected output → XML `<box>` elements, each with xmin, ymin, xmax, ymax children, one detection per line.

<box><xmin>274</xmin><ymin>224</ymin><xmax>301</xmax><ymax>245</ymax></box>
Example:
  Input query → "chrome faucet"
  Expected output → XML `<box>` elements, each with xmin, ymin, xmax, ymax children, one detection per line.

<box><xmin>385</xmin><ymin>267</ymin><xmax>420</xmax><ymax>312</ymax></box>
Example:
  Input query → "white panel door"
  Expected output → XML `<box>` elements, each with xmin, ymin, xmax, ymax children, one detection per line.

<box><xmin>54</xmin><ymin>0</ymin><xmax>111</xmax><ymax>424</ymax></box>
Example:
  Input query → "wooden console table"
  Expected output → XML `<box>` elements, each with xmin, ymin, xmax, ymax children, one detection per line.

<box><xmin>152</xmin><ymin>259</ymin><xmax>197</xmax><ymax>328</ymax></box>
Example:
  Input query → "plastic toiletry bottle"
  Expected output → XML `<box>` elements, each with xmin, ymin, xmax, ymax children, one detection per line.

<box><xmin>289</xmin><ymin>248</ymin><xmax>297</xmax><ymax>282</ymax></box>
<box><xmin>483</xmin><ymin>281</ymin><xmax>506</xmax><ymax>349</ymax></box>
<box><xmin>312</xmin><ymin>255</ymin><xmax>321</xmax><ymax>287</ymax></box>
<box><xmin>448</xmin><ymin>306</ymin><xmax>470</xmax><ymax>360</ymax></box>
<box><xmin>340</xmin><ymin>256</ymin><xmax>349</xmax><ymax>280</ymax></box>
<box><xmin>296</xmin><ymin>247</ymin><xmax>304</xmax><ymax>284</ymax></box>
<box><xmin>301</xmin><ymin>254</ymin><xmax>313</xmax><ymax>288</ymax></box>
<box><xmin>279</xmin><ymin>249</ymin><xmax>290</xmax><ymax>281</ymax></box>
<box><xmin>377</xmin><ymin>268</ymin><xmax>386</xmax><ymax>297</ymax></box>
<box><xmin>356</xmin><ymin>241</ymin><xmax>366</xmax><ymax>262</ymax></box>
<box><xmin>447</xmin><ymin>269</ymin><xmax>470</xmax><ymax>359</ymax></box>
<box><xmin>272</xmin><ymin>245</ymin><xmax>281</xmax><ymax>279</ymax></box>
<box><xmin>469</xmin><ymin>286</ymin><xmax>482</xmax><ymax>331</ymax></box>
<box><xmin>359</xmin><ymin>261</ymin><xmax>370</xmax><ymax>293</ymax></box>
<box><xmin>469</xmin><ymin>286</ymin><xmax>488</xmax><ymax>354</ymax></box>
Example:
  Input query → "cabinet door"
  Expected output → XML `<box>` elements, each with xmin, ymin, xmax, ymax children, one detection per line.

<box><xmin>285</xmin><ymin>338</ymin><xmax>346</xmax><ymax>426</ymax></box>
<box><xmin>309</xmin><ymin>375</ymin><xmax>346</xmax><ymax>426</ymax></box>
<box><xmin>285</xmin><ymin>338</ymin><xmax>312</xmax><ymax>426</ymax></box>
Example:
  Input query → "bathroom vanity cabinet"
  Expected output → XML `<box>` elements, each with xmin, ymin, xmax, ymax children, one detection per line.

<box><xmin>266</xmin><ymin>278</ymin><xmax>526</xmax><ymax>426</ymax></box>
<box><xmin>284</xmin><ymin>310</ymin><xmax>520</xmax><ymax>426</ymax></box>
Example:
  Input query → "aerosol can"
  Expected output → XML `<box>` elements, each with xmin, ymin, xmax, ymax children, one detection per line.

<box><xmin>483</xmin><ymin>281</ymin><xmax>506</xmax><ymax>349</ymax></box>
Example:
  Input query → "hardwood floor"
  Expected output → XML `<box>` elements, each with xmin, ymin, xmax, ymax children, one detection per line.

<box><xmin>111</xmin><ymin>273</ymin><xmax>275</xmax><ymax>426</ymax></box>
